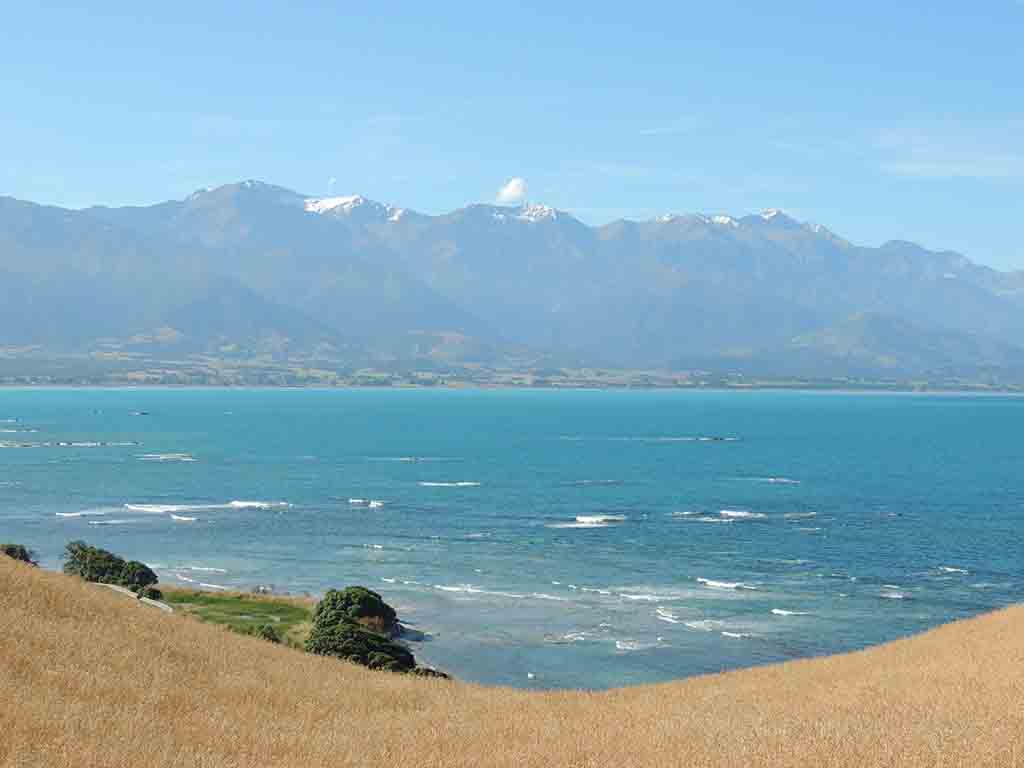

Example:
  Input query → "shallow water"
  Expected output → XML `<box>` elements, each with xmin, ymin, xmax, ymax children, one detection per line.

<box><xmin>1</xmin><ymin>388</ymin><xmax>1021</xmax><ymax>688</ymax></box>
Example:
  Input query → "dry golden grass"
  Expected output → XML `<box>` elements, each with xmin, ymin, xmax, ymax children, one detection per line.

<box><xmin>2</xmin><ymin>557</ymin><xmax>1023</xmax><ymax>768</ymax></box>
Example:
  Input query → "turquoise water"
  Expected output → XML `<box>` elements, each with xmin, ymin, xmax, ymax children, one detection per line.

<box><xmin>1</xmin><ymin>388</ymin><xmax>1021</xmax><ymax>688</ymax></box>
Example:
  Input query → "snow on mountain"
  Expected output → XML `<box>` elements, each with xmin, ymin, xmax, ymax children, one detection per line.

<box><xmin>486</xmin><ymin>202</ymin><xmax>565</xmax><ymax>224</ymax></box>
<box><xmin>304</xmin><ymin>194</ymin><xmax>406</xmax><ymax>222</ymax></box>
<box><xmin>710</xmin><ymin>215</ymin><xmax>740</xmax><ymax>227</ymax></box>
<box><xmin>516</xmin><ymin>203</ymin><xmax>559</xmax><ymax>222</ymax></box>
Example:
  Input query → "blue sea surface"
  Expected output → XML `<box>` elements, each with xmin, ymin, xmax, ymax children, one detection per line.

<box><xmin>1</xmin><ymin>388</ymin><xmax>1021</xmax><ymax>688</ymax></box>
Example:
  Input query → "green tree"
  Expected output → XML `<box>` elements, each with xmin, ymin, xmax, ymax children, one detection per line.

<box><xmin>310</xmin><ymin>586</ymin><xmax>398</xmax><ymax>636</ymax></box>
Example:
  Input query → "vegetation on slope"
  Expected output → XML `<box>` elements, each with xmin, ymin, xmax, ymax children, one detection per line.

<box><xmin>1</xmin><ymin>543</ymin><xmax>37</xmax><ymax>566</ymax></box>
<box><xmin>61</xmin><ymin>540</ymin><xmax>158</xmax><ymax>593</ymax></box>
<box><xmin>161</xmin><ymin>588</ymin><xmax>313</xmax><ymax>647</ymax></box>
<box><xmin>2</xmin><ymin>555</ymin><xmax>1023</xmax><ymax>767</ymax></box>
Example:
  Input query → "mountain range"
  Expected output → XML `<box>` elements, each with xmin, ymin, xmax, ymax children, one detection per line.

<box><xmin>3</xmin><ymin>180</ymin><xmax>1024</xmax><ymax>384</ymax></box>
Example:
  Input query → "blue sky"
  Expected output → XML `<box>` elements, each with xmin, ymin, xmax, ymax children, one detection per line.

<box><xmin>2</xmin><ymin>1</ymin><xmax>1022</xmax><ymax>268</ymax></box>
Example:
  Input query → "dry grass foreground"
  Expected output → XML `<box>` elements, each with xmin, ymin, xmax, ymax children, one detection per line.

<box><xmin>2</xmin><ymin>558</ymin><xmax>1023</xmax><ymax>768</ymax></box>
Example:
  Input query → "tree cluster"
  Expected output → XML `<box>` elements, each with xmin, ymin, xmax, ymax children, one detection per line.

<box><xmin>62</xmin><ymin>540</ymin><xmax>159</xmax><ymax>594</ymax></box>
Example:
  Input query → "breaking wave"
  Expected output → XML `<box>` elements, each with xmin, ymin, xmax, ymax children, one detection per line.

<box><xmin>697</xmin><ymin>577</ymin><xmax>757</xmax><ymax>591</ymax></box>
<box><xmin>719</xmin><ymin>509</ymin><xmax>767</xmax><ymax>520</ymax></box>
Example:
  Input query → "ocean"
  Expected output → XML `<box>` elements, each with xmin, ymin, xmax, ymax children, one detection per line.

<box><xmin>1</xmin><ymin>387</ymin><xmax>1021</xmax><ymax>688</ymax></box>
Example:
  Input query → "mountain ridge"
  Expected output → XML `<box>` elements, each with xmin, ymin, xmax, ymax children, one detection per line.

<box><xmin>3</xmin><ymin>181</ymin><xmax>1023</xmax><ymax>384</ymax></box>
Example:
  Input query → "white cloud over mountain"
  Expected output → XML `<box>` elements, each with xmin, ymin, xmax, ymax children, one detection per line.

<box><xmin>496</xmin><ymin>177</ymin><xmax>527</xmax><ymax>204</ymax></box>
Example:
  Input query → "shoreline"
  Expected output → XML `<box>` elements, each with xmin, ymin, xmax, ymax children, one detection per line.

<box><xmin>4</xmin><ymin>556</ymin><xmax>1023</xmax><ymax>765</ymax></box>
<box><xmin>16</xmin><ymin>557</ymin><xmax>1024</xmax><ymax>690</ymax></box>
<box><xmin>2</xmin><ymin>382</ymin><xmax>1024</xmax><ymax>395</ymax></box>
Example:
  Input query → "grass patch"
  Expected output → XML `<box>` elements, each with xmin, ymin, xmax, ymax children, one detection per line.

<box><xmin>162</xmin><ymin>589</ymin><xmax>313</xmax><ymax>646</ymax></box>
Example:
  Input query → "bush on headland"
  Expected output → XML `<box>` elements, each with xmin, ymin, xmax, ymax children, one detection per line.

<box><xmin>306</xmin><ymin>616</ymin><xmax>416</xmax><ymax>672</ymax></box>
<box><xmin>136</xmin><ymin>585</ymin><xmax>164</xmax><ymax>601</ymax></box>
<box><xmin>62</xmin><ymin>541</ymin><xmax>158</xmax><ymax>593</ymax></box>
<box><xmin>1</xmin><ymin>543</ymin><xmax>38</xmax><ymax>566</ymax></box>
<box><xmin>305</xmin><ymin>586</ymin><xmax>448</xmax><ymax>677</ymax></box>
<box><xmin>310</xmin><ymin>586</ymin><xmax>399</xmax><ymax>637</ymax></box>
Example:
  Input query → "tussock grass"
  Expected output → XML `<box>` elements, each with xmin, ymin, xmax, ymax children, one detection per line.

<box><xmin>2</xmin><ymin>556</ymin><xmax>1023</xmax><ymax>767</ymax></box>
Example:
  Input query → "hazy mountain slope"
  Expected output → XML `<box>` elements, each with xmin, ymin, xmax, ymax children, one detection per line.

<box><xmin>88</xmin><ymin>182</ymin><xmax>497</xmax><ymax>345</ymax></box>
<box><xmin>0</xmin><ymin>196</ymin><xmax>351</xmax><ymax>354</ymax></box>
<box><xmin>4</xmin><ymin>182</ymin><xmax>1024</xmax><ymax>379</ymax></box>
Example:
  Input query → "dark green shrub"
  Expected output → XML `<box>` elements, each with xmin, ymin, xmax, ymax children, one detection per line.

<box><xmin>252</xmin><ymin>624</ymin><xmax>281</xmax><ymax>644</ymax></box>
<box><xmin>121</xmin><ymin>560</ymin><xmax>158</xmax><ymax>590</ymax></box>
<box><xmin>62</xmin><ymin>541</ymin><xmax>158</xmax><ymax>591</ymax></box>
<box><xmin>1</xmin><ymin>544</ymin><xmax>37</xmax><ymax>566</ymax></box>
<box><xmin>135</xmin><ymin>585</ymin><xmax>164</xmax><ymax>601</ymax></box>
<box><xmin>410</xmin><ymin>666</ymin><xmax>452</xmax><ymax>680</ymax></box>
<box><xmin>305</xmin><ymin>620</ymin><xmax>415</xmax><ymax>672</ymax></box>
<box><xmin>310</xmin><ymin>586</ymin><xmax>398</xmax><ymax>637</ymax></box>
<box><xmin>63</xmin><ymin>540</ymin><xmax>124</xmax><ymax>583</ymax></box>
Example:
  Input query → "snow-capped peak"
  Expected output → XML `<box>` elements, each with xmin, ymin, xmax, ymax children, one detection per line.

<box><xmin>760</xmin><ymin>208</ymin><xmax>786</xmax><ymax>220</ymax></box>
<box><xmin>516</xmin><ymin>203</ymin><xmax>558</xmax><ymax>222</ymax></box>
<box><xmin>304</xmin><ymin>195</ymin><xmax>368</xmax><ymax>214</ymax></box>
<box><xmin>655</xmin><ymin>213</ymin><xmax>711</xmax><ymax>225</ymax></box>
<box><xmin>710</xmin><ymin>214</ymin><xmax>740</xmax><ymax>227</ymax></box>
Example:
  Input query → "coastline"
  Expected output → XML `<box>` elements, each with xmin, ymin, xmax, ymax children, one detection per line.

<box><xmin>2</xmin><ymin>382</ymin><xmax>1024</xmax><ymax>394</ymax></box>
<box><xmin>4</xmin><ymin>556</ymin><xmax>1022</xmax><ymax>766</ymax></box>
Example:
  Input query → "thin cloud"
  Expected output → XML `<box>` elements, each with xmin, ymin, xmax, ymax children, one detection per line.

<box><xmin>876</xmin><ymin>123</ymin><xmax>1024</xmax><ymax>179</ymax></box>
<box><xmin>639</xmin><ymin>116</ymin><xmax>697</xmax><ymax>137</ymax></box>
<box><xmin>496</xmin><ymin>177</ymin><xmax>527</xmax><ymax>203</ymax></box>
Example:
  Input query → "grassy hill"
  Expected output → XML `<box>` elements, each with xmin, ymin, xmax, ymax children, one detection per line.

<box><xmin>2</xmin><ymin>556</ymin><xmax>1023</xmax><ymax>767</ymax></box>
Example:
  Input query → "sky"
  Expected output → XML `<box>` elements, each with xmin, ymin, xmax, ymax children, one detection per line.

<box><xmin>2</xmin><ymin>1</ymin><xmax>1023</xmax><ymax>269</ymax></box>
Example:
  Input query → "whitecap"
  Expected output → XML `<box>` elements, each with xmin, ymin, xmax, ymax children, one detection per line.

<box><xmin>759</xmin><ymin>477</ymin><xmax>801</xmax><ymax>485</ymax></box>
<box><xmin>530</xmin><ymin>592</ymin><xmax>567</xmax><ymax>602</ymax></box>
<box><xmin>546</xmin><ymin>521</ymin><xmax>610</xmax><ymax>529</ymax></box>
<box><xmin>170</xmin><ymin>514</ymin><xmax>196</xmax><ymax>522</ymax></box>
<box><xmin>125</xmin><ymin>503</ymin><xmax>220</xmax><ymax>514</ymax></box>
<box><xmin>671</xmin><ymin>510</ymin><xmax>702</xmax><ymax>517</ymax></box>
<box><xmin>580</xmin><ymin>587</ymin><xmax>612</xmax><ymax>595</ymax></box>
<box><xmin>381</xmin><ymin>577</ymin><xmax>397</xmax><ymax>583</ymax></box>
<box><xmin>771</xmin><ymin>609</ymin><xmax>810</xmax><ymax>616</ymax></box>
<box><xmin>575</xmin><ymin>514</ymin><xmax>626</xmax><ymax>524</ymax></box>
<box><xmin>88</xmin><ymin>519</ymin><xmax>134</xmax><ymax>526</ymax></box>
<box><xmin>939</xmin><ymin>566</ymin><xmax>969</xmax><ymax>575</ymax></box>
<box><xmin>655</xmin><ymin>608</ymin><xmax>682</xmax><ymax>624</ymax></box>
<box><xmin>187</xmin><ymin>566</ymin><xmax>227</xmax><ymax>574</ymax></box>
<box><xmin>228</xmin><ymin>500</ymin><xmax>290</xmax><ymax>510</ymax></box>
<box><xmin>697</xmin><ymin>577</ymin><xmax>757</xmax><ymax>590</ymax></box>
<box><xmin>137</xmin><ymin>453</ymin><xmax>196</xmax><ymax>462</ymax></box>
<box><xmin>615</xmin><ymin>639</ymin><xmax>659</xmax><ymax>651</ymax></box>
<box><xmin>367</xmin><ymin>500</ymin><xmax>385</xmax><ymax>509</ymax></box>
<box><xmin>56</xmin><ymin>510</ymin><xmax>109</xmax><ymax>518</ymax></box>
<box><xmin>784</xmin><ymin>512</ymin><xmax>818</xmax><ymax>520</ymax></box>
<box><xmin>433</xmin><ymin>584</ymin><xmax>527</xmax><ymax>599</ymax></box>
<box><xmin>418</xmin><ymin>481</ymin><xmax>481</xmax><ymax>487</ymax></box>
<box><xmin>719</xmin><ymin>509</ymin><xmax>766</xmax><ymax>520</ymax></box>
<box><xmin>880</xmin><ymin>590</ymin><xmax>908</xmax><ymax>600</ymax></box>
<box><xmin>721</xmin><ymin>631</ymin><xmax>754</xmax><ymax>639</ymax></box>
<box><xmin>619</xmin><ymin>593</ymin><xmax>662</xmax><ymax>602</ymax></box>
<box><xmin>684</xmin><ymin>619</ymin><xmax>723</xmax><ymax>632</ymax></box>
